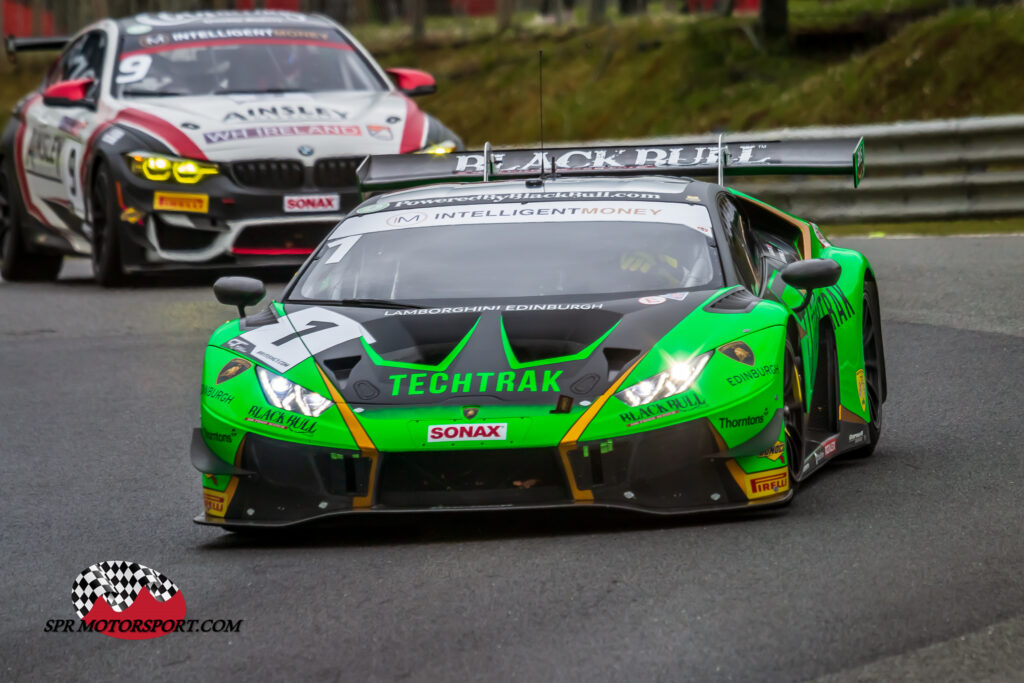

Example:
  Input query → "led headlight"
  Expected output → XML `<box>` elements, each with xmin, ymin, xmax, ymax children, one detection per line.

<box><xmin>127</xmin><ymin>151</ymin><xmax>218</xmax><ymax>184</ymax></box>
<box><xmin>615</xmin><ymin>350</ymin><xmax>714</xmax><ymax>408</ymax></box>
<box><xmin>255</xmin><ymin>366</ymin><xmax>333</xmax><ymax>417</ymax></box>
<box><xmin>415</xmin><ymin>140</ymin><xmax>457</xmax><ymax>155</ymax></box>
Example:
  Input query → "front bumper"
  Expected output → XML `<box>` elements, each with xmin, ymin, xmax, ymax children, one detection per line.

<box><xmin>112</xmin><ymin>164</ymin><xmax>358</xmax><ymax>271</ymax></box>
<box><xmin>192</xmin><ymin>410</ymin><xmax>790</xmax><ymax>528</ymax></box>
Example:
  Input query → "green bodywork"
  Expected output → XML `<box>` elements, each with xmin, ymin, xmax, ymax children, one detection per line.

<box><xmin>197</xmin><ymin>209</ymin><xmax>875</xmax><ymax>494</ymax></box>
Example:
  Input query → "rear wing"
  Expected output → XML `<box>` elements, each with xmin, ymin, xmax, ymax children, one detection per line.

<box><xmin>357</xmin><ymin>138</ymin><xmax>866</xmax><ymax>191</ymax></box>
<box><xmin>4</xmin><ymin>35</ymin><xmax>70</xmax><ymax>62</ymax></box>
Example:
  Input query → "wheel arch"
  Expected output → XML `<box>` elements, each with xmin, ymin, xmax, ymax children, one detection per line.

<box><xmin>83</xmin><ymin>124</ymin><xmax>168</xmax><ymax>224</ymax></box>
<box><xmin>84</xmin><ymin>150</ymin><xmax>111</xmax><ymax>224</ymax></box>
<box><xmin>818</xmin><ymin>247</ymin><xmax>875</xmax><ymax>421</ymax></box>
<box><xmin>862</xmin><ymin>268</ymin><xmax>888</xmax><ymax>404</ymax></box>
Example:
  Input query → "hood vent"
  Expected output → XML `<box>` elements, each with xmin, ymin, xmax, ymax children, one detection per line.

<box><xmin>365</xmin><ymin>312</ymin><xmax>479</xmax><ymax>366</ymax></box>
<box><xmin>603</xmin><ymin>347</ymin><xmax>642</xmax><ymax>382</ymax></box>
<box><xmin>323</xmin><ymin>355</ymin><xmax>362</xmax><ymax>388</ymax></box>
<box><xmin>502</xmin><ymin>309</ymin><xmax>620</xmax><ymax>365</ymax></box>
<box><xmin>705</xmin><ymin>287</ymin><xmax>759</xmax><ymax>313</ymax></box>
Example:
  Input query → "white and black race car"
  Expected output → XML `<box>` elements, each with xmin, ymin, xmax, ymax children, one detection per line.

<box><xmin>0</xmin><ymin>10</ymin><xmax>462</xmax><ymax>285</ymax></box>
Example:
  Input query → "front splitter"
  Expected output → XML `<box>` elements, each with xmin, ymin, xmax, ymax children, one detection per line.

<box><xmin>193</xmin><ymin>490</ymin><xmax>793</xmax><ymax>529</ymax></box>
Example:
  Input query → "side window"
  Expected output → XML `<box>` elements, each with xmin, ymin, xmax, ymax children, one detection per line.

<box><xmin>48</xmin><ymin>31</ymin><xmax>105</xmax><ymax>93</ymax></box>
<box><xmin>719</xmin><ymin>196</ymin><xmax>760</xmax><ymax>294</ymax></box>
<box><xmin>68</xmin><ymin>31</ymin><xmax>106</xmax><ymax>83</ymax></box>
<box><xmin>43</xmin><ymin>56</ymin><xmax>63</xmax><ymax>87</ymax></box>
<box><xmin>732</xmin><ymin>197</ymin><xmax>806</xmax><ymax>294</ymax></box>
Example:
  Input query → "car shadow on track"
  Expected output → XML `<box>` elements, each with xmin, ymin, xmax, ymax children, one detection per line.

<box><xmin>196</xmin><ymin>451</ymin><xmax>883</xmax><ymax>551</ymax></box>
<box><xmin>196</xmin><ymin>505</ymin><xmax>792</xmax><ymax>551</ymax></box>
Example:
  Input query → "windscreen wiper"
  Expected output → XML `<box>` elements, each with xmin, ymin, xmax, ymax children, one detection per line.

<box><xmin>333</xmin><ymin>298</ymin><xmax>423</xmax><ymax>310</ymax></box>
<box><xmin>121</xmin><ymin>89</ymin><xmax>190</xmax><ymax>97</ymax></box>
<box><xmin>213</xmin><ymin>88</ymin><xmax>306</xmax><ymax>95</ymax></box>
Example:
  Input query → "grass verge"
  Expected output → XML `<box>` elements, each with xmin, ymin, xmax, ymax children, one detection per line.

<box><xmin>4</xmin><ymin>8</ymin><xmax>1024</xmax><ymax>144</ymax></box>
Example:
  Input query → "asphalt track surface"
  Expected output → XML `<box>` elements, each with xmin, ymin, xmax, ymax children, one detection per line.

<box><xmin>2</xmin><ymin>235</ymin><xmax>1022</xmax><ymax>682</ymax></box>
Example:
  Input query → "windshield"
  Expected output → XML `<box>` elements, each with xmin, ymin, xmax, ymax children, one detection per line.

<box><xmin>291</xmin><ymin>205</ymin><xmax>721</xmax><ymax>303</ymax></box>
<box><xmin>115</xmin><ymin>27</ymin><xmax>384</xmax><ymax>97</ymax></box>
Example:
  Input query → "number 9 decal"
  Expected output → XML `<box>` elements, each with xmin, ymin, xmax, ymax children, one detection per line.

<box><xmin>116</xmin><ymin>54</ymin><xmax>152</xmax><ymax>84</ymax></box>
<box><xmin>60</xmin><ymin>140</ymin><xmax>86</xmax><ymax>217</ymax></box>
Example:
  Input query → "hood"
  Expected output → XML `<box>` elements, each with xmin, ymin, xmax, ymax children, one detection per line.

<box><xmin>121</xmin><ymin>91</ymin><xmax>418</xmax><ymax>161</ymax></box>
<box><xmin>283</xmin><ymin>292</ymin><xmax>722</xmax><ymax>407</ymax></box>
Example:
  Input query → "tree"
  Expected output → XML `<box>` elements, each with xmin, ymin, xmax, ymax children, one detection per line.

<box><xmin>497</xmin><ymin>0</ymin><xmax>515</xmax><ymax>32</ymax></box>
<box><xmin>760</xmin><ymin>0</ymin><xmax>787</xmax><ymax>38</ymax></box>
<box><xmin>409</xmin><ymin>0</ymin><xmax>426</xmax><ymax>41</ymax></box>
<box><xmin>352</xmin><ymin>0</ymin><xmax>373</xmax><ymax>23</ymax></box>
<box><xmin>618</xmin><ymin>0</ymin><xmax>646</xmax><ymax>14</ymax></box>
<box><xmin>588</xmin><ymin>0</ymin><xmax>607</xmax><ymax>25</ymax></box>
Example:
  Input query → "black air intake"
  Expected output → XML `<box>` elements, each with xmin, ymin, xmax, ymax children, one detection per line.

<box><xmin>232</xmin><ymin>159</ymin><xmax>305</xmax><ymax>189</ymax></box>
<box><xmin>314</xmin><ymin>157</ymin><xmax>362</xmax><ymax>188</ymax></box>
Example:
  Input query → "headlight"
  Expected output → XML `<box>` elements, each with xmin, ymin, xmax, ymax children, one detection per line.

<box><xmin>415</xmin><ymin>140</ymin><xmax>457</xmax><ymax>155</ymax></box>
<box><xmin>127</xmin><ymin>151</ymin><xmax>218</xmax><ymax>184</ymax></box>
<box><xmin>256</xmin><ymin>366</ymin><xmax>333</xmax><ymax>417</ymax></box>
<box><xmin>615</xmin><ymin>350</ymin><xmax>713</xmax><ymax>408</ymax></box>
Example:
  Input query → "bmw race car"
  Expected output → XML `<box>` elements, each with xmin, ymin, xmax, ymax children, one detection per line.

<box><xmin>0</xmin><ymin>10</ymin><xmax>461</xmax><ymax>285</ymax></box>
<box><xmin>191</xmin><ymin>138</ymin><xmax>886</xmax><ymax>528</ymax></box>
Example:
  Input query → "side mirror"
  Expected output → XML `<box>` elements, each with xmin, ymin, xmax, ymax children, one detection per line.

<box><xmin>781</xmin><ymin>258</ymin><xmax>841</xmax><ymax>291</ymax></box>
<box><xmin>214</xmin><ymin>276</ymin><xmax>265</xmax><ymax>318</ymax></box>
<box><xmin>42</xmin><ymin>77</ymin><xmax>95</xmax><ymax>107</ymax></box>
<box><xmin>386</xmin><ymin>67</ymin><xmax>436</xmax><ymax>97</ymax></box>
<box><xmin>780</xmin><ymin>259</ymin><xmax>841</xmax><ymax>313</ymax></box>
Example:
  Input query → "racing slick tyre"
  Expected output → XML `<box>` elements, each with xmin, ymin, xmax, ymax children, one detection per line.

<box><xmin>0</xmin><ymin>167</ymin><xmax>62</xmax><ymax>282</ymax></box>
<box><xmin>783</xmin><ymin>331</ymin><xmax>806</xmax><ymax>492</ymax></box>
<box><xmin>845</xmin><ymin>280</ymin><xmax>884</xmax><ymax>458</ymax></box>
<box><xmin>90</xmin><ymin>163</ymin><xmax>128</xmax><ymax>287</ymax></box>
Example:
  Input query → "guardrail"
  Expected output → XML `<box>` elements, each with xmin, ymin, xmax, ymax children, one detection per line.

<box><xmin>561</xmin><ymin>115</ymin><xmax>1024</xmax><ymax>223</ymax></box>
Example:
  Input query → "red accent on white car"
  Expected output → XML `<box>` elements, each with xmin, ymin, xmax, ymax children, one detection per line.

<box><xmin>399</xmin><ymin>97</ymin><xmax>427</xmax><ymax>154</ymax></box>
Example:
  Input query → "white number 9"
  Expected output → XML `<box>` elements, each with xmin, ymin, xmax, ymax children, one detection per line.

<box><xmin>116</xmin><ymin>55</ymin><xmax>152</xmax><ymax>84</ymax></box>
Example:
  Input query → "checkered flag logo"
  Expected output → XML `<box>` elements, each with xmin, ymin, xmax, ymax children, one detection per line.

<box><xmin>72</xmin><ymin>561</ymin><xmax>180</xmax><ymax>619</ymax></box>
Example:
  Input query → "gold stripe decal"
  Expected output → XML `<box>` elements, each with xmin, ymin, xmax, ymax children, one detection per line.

<box><xmin>558</xmin><ymin>356</ymin><xmax>647</xmax><ymax>502</ymax></box>
<box><xmin>316</xmin><ymin>364</ymin><xmax>378</xmax><ymax>508</ymax></box>
<box><xmin>838</xmin><ymin>405</ymin><xmax>867</xmax><ymax>424</ymax></box>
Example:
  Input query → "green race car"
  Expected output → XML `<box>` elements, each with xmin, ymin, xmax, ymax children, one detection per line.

<box><xmin>191</xmin><ymin>138</ymin><xmax>886</xmax><ymax>528</ymax></box>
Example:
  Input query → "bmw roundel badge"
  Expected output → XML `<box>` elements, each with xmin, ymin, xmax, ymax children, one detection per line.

<box><xmin>298</xmin><ymin>145</ymin><xmax>314</xmax><ymax>157</ymax></box>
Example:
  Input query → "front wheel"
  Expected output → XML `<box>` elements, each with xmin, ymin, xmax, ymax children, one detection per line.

<box><xmin>90</xmin><ymin>163</ymin><xmax>127</xmax><ymax>287</ymax></box>
<box><xmin>783</xmin><ymin>332</ymin><xmax>806</xmax><ymax>490</ymax></box>
<box><xmin>846</xmin><ymin>280</ymin><xmax>884</xmax><ymax>458</ymax></box>
<box><xmin>0</xmin><ymin>168</ymin><xmax>62</xmax><ymax>282</ymax></box>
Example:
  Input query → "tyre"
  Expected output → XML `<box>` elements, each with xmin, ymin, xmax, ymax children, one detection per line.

<box><xmin>90</xmin><ymin>163</ymin><xmax>127</xmax><ymax>287</ymax></box>
<box><xmin>783</xmin><ymin>331</ymin><xmax>806</xmax><ymax>490</ymax></box>
<box><xmin>846</xmin><ymin>279</ymin><xmax>884</xmax><ymax>458</ymax></box>
<box><xmin>0</xmin><ymin>167</ymin><xmax>63</xmax><ymax>281</ymax></box>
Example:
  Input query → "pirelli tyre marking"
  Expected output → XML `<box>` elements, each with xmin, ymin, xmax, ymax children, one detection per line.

<box><xmin>726</xmin><ymin>461</ymin><xmax>789</xmax><ymax>500</ymax></box>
